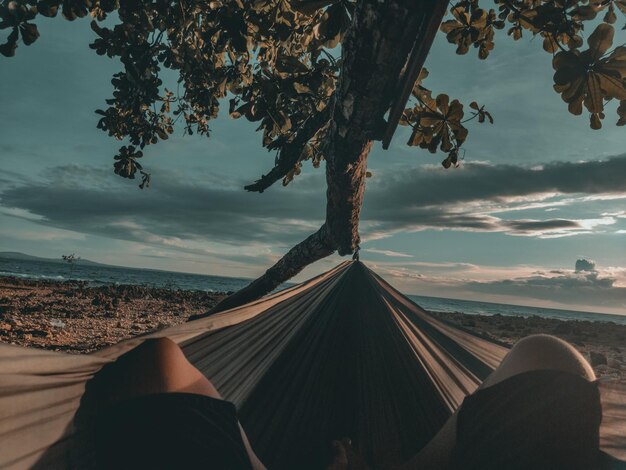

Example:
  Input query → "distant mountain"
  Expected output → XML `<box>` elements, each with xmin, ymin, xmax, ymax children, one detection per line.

<box><xmin>0</xmin><ymin>252</ymin><xmax>108</xmax><ymax>267</ymax></box>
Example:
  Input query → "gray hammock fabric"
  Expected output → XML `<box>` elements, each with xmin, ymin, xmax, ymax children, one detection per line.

<box><xmin>0</xmin><ymin>261</ymin><xmax>624</xmax><ymax>469</ymax></box>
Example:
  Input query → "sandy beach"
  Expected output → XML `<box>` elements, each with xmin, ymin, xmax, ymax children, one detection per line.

<box><xmin>1</xmin><ymin>276</ymin><xmax>624</xmax><ymax>382</ymax></box>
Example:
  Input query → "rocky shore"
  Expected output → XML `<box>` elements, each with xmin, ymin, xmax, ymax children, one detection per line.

<box><xmin>1</xmin><ymin>276</ymin><xmax>624</xmax><ymax>382</ymax></box>
<box><xmin>0</xmin><ymin>276</ymin><xmax>225</xmax><ymax>353</ymax></box>
<box><xmin>430</xmin><ymin>310</ymin><xmax>626</xmax><ymax>383</ymax></box>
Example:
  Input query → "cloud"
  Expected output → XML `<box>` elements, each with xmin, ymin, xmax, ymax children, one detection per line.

<box><xmin>503</xmin><ymin>219</ymin><xmax>580</xmax><ymax>232</ymax></box>
<box><xmin>575</xmin><ymin>258</ymin><xmax>596</xmax><ymax>273</ymax></box>
<box><xmin>371</xmin><ymin>258</ymin><xmax>626</xmax><ymax>314</ymax></box>
<box><xmin>365</xmin><ymin>155</ymin><xmax>626</xmax><ymax>210</ymax></box>
<box><xmin>465</xmin><ymin>268</ymin><xmax>625</xmax><ymax>312</ymax></box>
<box><xmin>360</xmin><ymin>155</ymin><xmax>626</xmax><ymax>239</ymax></box>
<box><xmin>363</xmin><ymin>248</ymin><xmax>413</xmax><ymax>258</ymax></box>
<box><xmin>453</xmin><ymin>259</ymin><xmax>626</xmax><ymax>312</ymax></box>
<box><xmin>0</xmin><ymin>156</ymin><xmax>625</xmax><ymax>259</ymax></box>
<box><xmin>0</xmin><ymin>166</ymin><xmax>326</xmax><ymax>252</ymax></box>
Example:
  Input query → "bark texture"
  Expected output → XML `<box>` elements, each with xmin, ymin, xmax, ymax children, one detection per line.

<box><xmin>325</xmin><ymin>0</ymin><xmax>433</xmax><ymax>255</ymax></box>
<box><xmin>199</xmin><ymin>0</ymin><xmax>445</xmax><ymax>316</ymax></box>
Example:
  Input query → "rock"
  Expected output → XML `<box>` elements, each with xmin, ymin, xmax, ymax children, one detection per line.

<box><xmin>0</xmin><ymin>305</ymin><xmax>13</xmax><ymax>314</ymax></box>
<box><xmin>607</xmin><ymin>358</ymin><xmax>622</xmax><ymax>370</ymax></box>
<box><xmin>553</xmin><ymin>322</ymin><xmax>571</xmax><ymax>334</ymax></box>
<box><xmin>49</xmin><ymin>319</ymin><xmax>65</xmax><ymax>328</ymax></box>
<box><xmin>589</xmin><ymin>351</ymin><xmax>607</xmax><ymax>366</ymax></box>
<box><xmin>31</xmin><ymin>328</ymin><xmax>51</xmax><ymax>337</ymax></box>
<box><xmin>0</xmin><ymin>322</ymin><xmax>12</xmax><ymax>332</ymax></box>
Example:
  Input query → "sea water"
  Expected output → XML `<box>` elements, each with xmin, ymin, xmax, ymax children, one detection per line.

<box><xmin>2</xmin><ymin>256</ymin><xmax>625</xmax><ymax>325</ymax></box>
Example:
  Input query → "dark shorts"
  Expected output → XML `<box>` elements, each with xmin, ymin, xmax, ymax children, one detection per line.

<box><xmin>96</xmin><ymin>393</ymin><xmax>253</xmax><ymax>470</ymax></box>
<box><xmin>451</xmin><ymin>369</ymin><xmax>610</xmax><ymax>470</ymax></box>
<box><xmin>96</xmin><ymin>371</ymin><xmax>616</xmax><ymax>470</ymax></box>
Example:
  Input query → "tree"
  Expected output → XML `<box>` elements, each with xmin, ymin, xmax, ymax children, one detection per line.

<box><xmin>3</xmin><ymin>0</ymin><xmax>625</xmax><ymax>312</ymax></box>
<box><xmin>61</xmin><ymin>253</ymin><xmax>81</xmax><ymax>279</ymax></box>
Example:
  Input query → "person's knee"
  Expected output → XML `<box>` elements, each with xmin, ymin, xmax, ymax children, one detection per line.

<box><xmin>129</xmin><ymin>337</ymin><xmax>221</xmax><ymax>397</ymax></box>
<box><xmin>135</xmin><ymin>337</ymin><xmax>185</xmax><ymax>367</ymax></box>
<box><xmin>505</xmin><ymin>334</ymin><xmax>595</xmax><ymax>381</ymax></box>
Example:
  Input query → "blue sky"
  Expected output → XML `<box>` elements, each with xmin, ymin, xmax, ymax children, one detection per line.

<box><xmin>1</xmin><ymin>13</ymin><xmax>625</xmax><ymax>315</ymax></box>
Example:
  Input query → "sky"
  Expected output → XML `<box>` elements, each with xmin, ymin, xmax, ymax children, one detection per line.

<box><xmin>0</xmin><ymin>12</ymin><xmax>625</xmax><ymax>316</ymax></box>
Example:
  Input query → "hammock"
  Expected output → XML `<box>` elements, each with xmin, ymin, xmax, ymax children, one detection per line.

<box><xmin>0</xmin><ymin>261</ymin><xmax>624</xmax><ymax>469</ymax></box>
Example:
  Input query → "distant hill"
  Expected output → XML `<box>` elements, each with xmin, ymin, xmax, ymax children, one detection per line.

<box><xmin>0</xmin><ymin>252</ymin><xmax>108</xmax><ymax>267</ymax></box>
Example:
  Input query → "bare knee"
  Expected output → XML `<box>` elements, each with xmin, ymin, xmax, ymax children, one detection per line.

<box><xmin>101</xmin><ymin>337</ymin><xmax>220</xmax><ymax>404</ymax></box>
<box><xmin>134</xmin><ymin>337</ymin><xmax>186</xmax><ymax>369</ymax></box>
<box><xmin>483</xmin><ymin>334</ymin><xmax>595</xmax><ymax>388</ymax></box>
<box><xmin>512</xmin><ymin>334</ymin><xmax>594</xmax><ymax>379</ymax></box>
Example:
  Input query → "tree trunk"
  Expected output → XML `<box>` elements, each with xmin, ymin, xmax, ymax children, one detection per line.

<box><xmin>325</xmin><ymin>0</ymin><xmax>435</xmax><ymax>255</ymax></box>
<box><xmin>195</xmin><ymin>0</ymin><xmax>446</xmax><ymax>317</ymax></box>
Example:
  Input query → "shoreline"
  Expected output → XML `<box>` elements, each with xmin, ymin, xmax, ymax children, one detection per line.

<box><xmin>1</xmin><ymin>276</ymin><xmax>624</xmax><ymax>381</ymax></box>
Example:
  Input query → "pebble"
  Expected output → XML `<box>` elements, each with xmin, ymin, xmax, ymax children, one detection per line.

<box><xmin>49</xmin><ymin>319</ymin><xmax>65</xmax><ymax>328</ymax></box>
<box><xmin>607</xmin><ymin>358</ymin><xmax>622</xmax><ymax>370</ymax></box>
<box><xmin>589</xmin><ymin>351</ymin><xmax>608</xmax><ymax>367</ymax></box>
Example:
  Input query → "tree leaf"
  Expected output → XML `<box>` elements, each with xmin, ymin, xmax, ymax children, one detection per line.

<box><xmin>291</xmin><ymin>0</ymin><xmax>336</xmax><ymax>16</ymax></box>
<box><xmin>19</xmin><ymin>23</ymin><xmax>39</xmax><ymax>46</ymax></box>
<box><xmin>588</xmin><ymin>23</ymin><xmax>614</xmax><ymax>60</ymax></box>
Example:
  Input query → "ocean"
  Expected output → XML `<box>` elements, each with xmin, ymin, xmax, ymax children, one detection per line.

<box><xmin>2</xmin><ymin>256</ymin><xmax>625</xmax><ymax>326</ymax></box>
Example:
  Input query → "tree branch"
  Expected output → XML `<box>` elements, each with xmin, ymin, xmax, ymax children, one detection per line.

<box><xmin>190</xmin><ymin>224</ymin><xmax>334</xmax><ymax>318</ymax></box>
<box><xmin>244</xmin><ymin>106</ymin><xmax>333</xmax><ymax>193</ymax></box>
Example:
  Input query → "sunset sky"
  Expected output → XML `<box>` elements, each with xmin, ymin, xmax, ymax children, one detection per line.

<box><xmin>1</xmin><ymin>14</ymin><xmax>625</xmax><ymax>315</ymax></box>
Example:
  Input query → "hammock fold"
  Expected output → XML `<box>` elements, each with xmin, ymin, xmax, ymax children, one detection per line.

<box><xmin>0</xmin><ymin>261</ymin><xmax>624</xmax><ymax>469</ymax></box>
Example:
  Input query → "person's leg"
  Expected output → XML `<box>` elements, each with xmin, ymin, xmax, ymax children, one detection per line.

<box><xmin>98</xmin><ymin>337</ymin><xmax>265</xmax><ymax>470</ymax></box>
<box><xmin>479</xmin><ymin>334</ymin><xmax>595</xmax><ymax>389</ymax></box>
<box><xmin>99</xmin><ymin>337</ymin><xmax>220</xmax><ymax>404</ymax></box>
<box><xmin>400</xmin><ymin>334</ymin><xmax>596</xmax><ymax>470</ymax></box>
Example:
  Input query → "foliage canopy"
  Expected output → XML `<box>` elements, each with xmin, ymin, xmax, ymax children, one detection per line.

<box><xmin>2</xmin><ymin>0</ymin><xmax>626</xmax><ymax>185</ymax></box>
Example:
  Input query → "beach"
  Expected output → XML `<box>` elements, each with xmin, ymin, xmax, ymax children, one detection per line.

<box><xmin>1</xmin><ymin>276</ymin><xmax>624</xmax><ymax>382</ymax></box>
<box><xmin>0</xmin><ymin>276</ymin><xmax>224</xmax><ymax>353</ymax></box>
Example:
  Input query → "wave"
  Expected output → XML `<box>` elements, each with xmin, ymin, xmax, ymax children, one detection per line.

<box><xmin>0</xmin><ymin>271</ymin><xmax>66</xmax><ymax>281</ymax></box>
